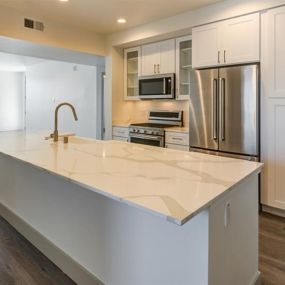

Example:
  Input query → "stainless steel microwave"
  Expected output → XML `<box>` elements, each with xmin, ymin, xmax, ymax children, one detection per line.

<box><xmin>138</xmin><ymin>73</ymin><xmax>175</xmax><ymax>99</ymax></box>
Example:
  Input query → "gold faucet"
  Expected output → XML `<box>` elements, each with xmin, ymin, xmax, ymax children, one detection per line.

<box><xmin>52</xmin><ymin>102</ymin><xmax>78</xmax><ymax>142</ymax></box>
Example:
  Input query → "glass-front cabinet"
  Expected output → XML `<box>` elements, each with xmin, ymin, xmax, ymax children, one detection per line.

<box><xmin>124</xmin><ymin>47</ymin><xmax>141</xmax><ymax>100</ymax></box>
<box><xmin>176</xmin><ymin>35</ymin><xmax>192</xmax><ymax>100</ymax></box>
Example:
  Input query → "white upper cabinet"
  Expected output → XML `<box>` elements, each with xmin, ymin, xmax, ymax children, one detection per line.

<box><xmin>222</xmin><ymin>14</ymin><xmax>260</xmax><ymax>64</ymax></box>
<box><xmin>192</xmin><ymin>13</ymin><xmax>260</xmax><ymax>68</ymax></box>
<box><xmin>159</xmin><ymin>39</ymin><xmax>176</xmax><ymax>74</ymax></box>
<box><xmin>263</xmin><ymin>6</ymin><xmax>285</xmax><ymax>98</ymax></box>
<box><xmin>192</xmin><ymin>23</ymin><xmax>220</xmax><ymax>68</ymax></box>
<box><xmin>141</xmin><ymin>39</ymin><xmax>175</xmax><ymax>76</ymax></box>
<box><xmin>124</xmin><ymin>47</ymin><xmax>141</xmax><ymax>100</ymax></box>
<box><xmin>141</xmin><ymin>43</ymin><xmax>160</xmax><ymax>76</ymax></box>
<box><xmin>176</xmin><ymin>35</ymin><xmax>192</xmax><ymax>100</ymax></box>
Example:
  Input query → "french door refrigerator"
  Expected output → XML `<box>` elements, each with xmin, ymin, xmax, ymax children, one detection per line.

<box><xmin>190</xmin><ymin>64</ymin><xmax>259</xmax><ymax>161</ymax></box>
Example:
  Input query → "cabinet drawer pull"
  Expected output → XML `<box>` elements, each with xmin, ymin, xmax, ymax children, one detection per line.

<box><xmin>157</xmin><ymin>64</ymin><xmax>160</xmax><ymax>74</ymax></box>
<box><xmin>224</xmin><ymin>50</ymin><xmax>226</xmax><ymax>63</ymax></box>
<box><xmin>154</xmin><ymin>64</ymin><xmax>157</xmax><ymax>74</ymax></box>
<box><xmin>218</xmin><ymin>51</ymin><xmax>220</xmax><ymax>64</ymax></box>
<box><xmin>172</xmin><ymin>137</ymin><xmax>183</xmax><ymax>141</ymax></box>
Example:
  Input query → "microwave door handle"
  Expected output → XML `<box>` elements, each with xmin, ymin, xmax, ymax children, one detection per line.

<box><xmin>163</xmin><ymin>78</ymin><xmax>166</xmax><ymax>94</ymax></box>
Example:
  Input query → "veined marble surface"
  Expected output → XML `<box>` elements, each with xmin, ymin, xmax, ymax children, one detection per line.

<box><xmin>164</xmin><ymin>126</ymin><xmax>189</xmax><ymax>133</ymax></box>
<box><xmin>0</xmin><ymin>131</ymin><xmax>262</xmax><ymax>225</ymax></box>
<box><xmin>112</xmin><ymin>123</ymin><xmax>189</xmax><ymax>133</ymax></box>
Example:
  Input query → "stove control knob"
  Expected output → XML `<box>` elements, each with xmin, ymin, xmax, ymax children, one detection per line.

<box><xmin>144</xmin><ymin>130</ymin><xmax>147</xmax><ymax>134</ymax></box>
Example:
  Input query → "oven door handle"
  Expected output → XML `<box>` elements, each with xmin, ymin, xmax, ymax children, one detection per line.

<box><xmin>130</xmin><ymin>134</ymin><xmax>163</xmax><ymax>141</ymax></box>
<box><xmin>163</xmin><ymin>78</ymin><xmax>166</xmax><ymax>94</ymax></box>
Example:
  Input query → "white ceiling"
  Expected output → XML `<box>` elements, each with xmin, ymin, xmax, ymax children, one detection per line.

<box><xmin>0</xmin><ymin>0</ymin><xmax>223</xmax><ymax>34</ymax></box>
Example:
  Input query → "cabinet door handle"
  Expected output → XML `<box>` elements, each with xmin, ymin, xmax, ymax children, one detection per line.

<box><xmin>218</xmin><ymin>51</ymin><xmax>220</xmax><ymax>64</ymax></box>
<box><xmin>154</xmin><ymin>64</ymin><xmax>156</xmax><ymax>74</ymax></box>
<box><xmin>157</xmin><ymin>64</ymin><xmax>160</xmax><ymax>74</ymax></box>
<box><xmin>224</xmin><ymin>50</ymin><xmax>226</xmax><ymax>63</ymax></box>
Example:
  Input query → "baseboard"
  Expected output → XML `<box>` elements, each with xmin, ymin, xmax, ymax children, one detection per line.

<box><xmin>0</xmin><ymin>202</ymin><xmax>104</xmax><ymax>285</ymax></box>
<box><xmin>251</xmin><ymin>271</ymin><xmax>261</xmax><ymax>285</ymax></box>
<box><xmin>262</xmin><ymin>204</ymin><xmax>285</xmax><ymax>218</ymax></box>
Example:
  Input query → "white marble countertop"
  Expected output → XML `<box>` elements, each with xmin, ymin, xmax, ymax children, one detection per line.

<box><xmin>0</xmin><ymin>131</ymin><xmax>262</xmax><ymax>225</ymax></box>
<box><xmin>112</xmin><ymin>122</ymin><xmax>131</xmax><ymax>128</ymax></box>
<box><xmin>113</xmin><ymin>123</ymin><xmax>189</xmax><ymax>133</ymax></box>
<box><xmin>164</xmin><ymin>127</ymin><xmax>189</xmax><ymax>133</ymax></box>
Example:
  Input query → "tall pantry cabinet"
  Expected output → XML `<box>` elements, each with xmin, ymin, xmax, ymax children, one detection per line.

<box><xmin>261</xmin><ymin>6</ymin><xmax>285</xmax><ymax>215</ymax></box>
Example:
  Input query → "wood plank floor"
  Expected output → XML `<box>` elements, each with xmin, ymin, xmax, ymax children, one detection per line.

<box><xmin>0</xmin><ymin>213</ymin><xmax>284</xmax><ymax>284</ymax></box>
<box><xmin>260</xmin><ymin>212</ymin><xmax>285</xmax><ymax>285</ymax></box>
<box><xmin>0</xmin><ymin>216</ymin><xmax>76</xmax><ymax>285</ymax></box>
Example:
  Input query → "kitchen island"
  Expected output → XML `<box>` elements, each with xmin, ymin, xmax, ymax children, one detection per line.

<box><xmin>0</xmin><ymin>131</ymin><xmax>262</xmax><ymax>285</ymax></box>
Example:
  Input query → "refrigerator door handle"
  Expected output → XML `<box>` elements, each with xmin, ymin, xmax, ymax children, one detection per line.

<box><xmin>212</xmin><ymin>79</ymin><xmax>218</xmax><ymax>140</ymax></box>
<box><xmin>219</xmin><ymin>78</ymin><xmax>226</xmax><ymax>141</ymax></box>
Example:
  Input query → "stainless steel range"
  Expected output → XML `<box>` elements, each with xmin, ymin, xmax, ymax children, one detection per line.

<box><xmin>129</xmin><ymin>111</ymin><xmax>183</xmax><ymax>147</ymax></box>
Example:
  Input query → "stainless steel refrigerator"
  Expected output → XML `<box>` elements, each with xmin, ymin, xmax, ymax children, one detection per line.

<box><xmin>189</xmin><ymin>64</ymin><xmax>259</xmax><ymax>161</ymax></box>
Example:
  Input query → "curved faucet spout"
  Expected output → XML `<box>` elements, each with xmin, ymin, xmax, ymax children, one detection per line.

<box><xmin>53</xmin><ymin>102</ymin><xmax>78</xmax><ymax>142</ymax></box>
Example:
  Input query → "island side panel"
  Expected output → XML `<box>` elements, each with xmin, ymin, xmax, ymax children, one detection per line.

<box><xmin>0</xmin><ymin>154</ymin><xmax>210</xmax><ymax>285</ymax></box>
<box><xmin>208</xmin><ymin>174</ymin><xmax>259</xmax><ymax>285</ymax></box>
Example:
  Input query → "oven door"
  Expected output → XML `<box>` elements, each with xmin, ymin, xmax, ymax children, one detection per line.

<box><xmin>129</xmin><ymin>134</ymin><xmax>164</xmax><ymax>147</ymax></box>
<box><xmin>139</xmin><ymin>74</ymin><xmax>175</xmax><ymax>99</ymax></box>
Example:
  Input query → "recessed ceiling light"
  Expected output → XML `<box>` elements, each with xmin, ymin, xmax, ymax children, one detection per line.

<box><xmin>117</xmin><ymin>18</ymin><xmax>127</xmax><ymax>24</ymax></box>
<box><xmin>59</xmin><ymin>0</ymin><xmax>69</xmax><ymax>2</ymax></box>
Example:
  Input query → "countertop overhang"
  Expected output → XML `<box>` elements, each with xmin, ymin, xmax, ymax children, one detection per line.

<box><xmin>0</xmin><ymin>131</ymin><xmax>263</xmax><ymax>225</ymax></box>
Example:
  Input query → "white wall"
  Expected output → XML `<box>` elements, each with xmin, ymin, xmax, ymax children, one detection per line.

<box><xmin>0</xmin><ymin>5</ymin><xmax>106</xmax><ymax>56</ymax></box>
<box><xmin>25</xmin><ymin>61</ymin><xmax>98</xmax><ymax>138</ymax></box>
<box><xmin>0</xmin><ymin>71</ymin><xmax>25</xmax><ymax>131</ymax></box>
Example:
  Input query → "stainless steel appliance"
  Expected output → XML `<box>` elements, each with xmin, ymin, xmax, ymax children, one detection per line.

<box><xmin>129</xmin><ymin>110</ymin><xmax>183</xmax><ymax>147</ymax></box>
<box><xmin>138</xmin><ymin>74</ymin><xmax>175</xmax><ymax>99</ymax></box>
<box><xmin>190</xmin><ymin>64</ymin><xmax>259</xmax><ymax>161</ymax></box>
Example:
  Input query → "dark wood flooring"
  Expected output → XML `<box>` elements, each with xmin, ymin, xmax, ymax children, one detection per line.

<box><xmin>0</xmin><ymin>216</ymin><xmax>76</xmax><ymax>285</ymax></box>
<box><xmin>260</xmin><ymin>212</ymin><xmax>285</xmax><ymax>285</ymax></box>
<box><xmin>0</xmin><ymin>213</ymin><xmax>284</xmax><ymax>284</ymax></box>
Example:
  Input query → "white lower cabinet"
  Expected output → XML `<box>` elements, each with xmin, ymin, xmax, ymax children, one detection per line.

<box><xmin>112</xmin><ymin>136</ymin><xmax>128</xmax><ymax>142</ymax></box>
<box><xmin>261</xmin><ymin>7</ymin><xmax>285</xmax><ymax>213</ymax></box>
<box><xmin>165</xmin><ymin>131</ymin><xmax>189</xmax><ymax>151</ymax></box>
<box><xmin>165</xmin><ymin>143</ymin><xmax>189</xmax><ymax>151</ymax></box>
<box><xmin>112</xmin><ymin>126</ymin><xmax>129</xmax><ymax>142</ymax></box>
